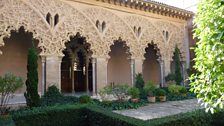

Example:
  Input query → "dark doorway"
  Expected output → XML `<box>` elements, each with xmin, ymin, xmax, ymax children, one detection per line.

<box><xmin>61</xmin><ymin>33</ymin><xmax>92</xmax><ymax>93</ymax></box>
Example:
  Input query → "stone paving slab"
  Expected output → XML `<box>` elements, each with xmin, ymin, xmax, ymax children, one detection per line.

<box><xmin>114</xmin><ymin>99</ymin><xmax>202</xmax><ymax>120</ymax></box>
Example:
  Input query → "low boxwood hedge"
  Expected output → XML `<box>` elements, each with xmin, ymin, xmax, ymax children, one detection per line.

<box><xmin>11</xmin><ymin>104</ymin><xmax>224</xmax><ymax>126</ymax></box>
<box><xmin>0</xmin><ymin>115</ymin><xmax>15</xmax><ymax>126</ymax></box>
<box><xmin>12</xmin><ymin>104</ymin><xmax>87</xmax><ymax>126</ymax></box>
<box><xmin>85</xmin><ymin>105</ymin><xmax>144</xmax><ymax>126</ymax></box>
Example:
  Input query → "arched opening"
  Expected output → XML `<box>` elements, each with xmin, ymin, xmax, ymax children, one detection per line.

<box><xmin>61</xmin><ymin>33</ymin><xmax>92</xmax><ymax>93</ymax></box>
<box><xmin>0</xmin><ymin>26</ymin><xmax>42</xmax><ymax>93</ymax></box>
<box><xmin>137</xmin><ymin>27</ymin><xmax>141</xmax><ymax>37</ymax></box>
<box><xmin>134</xmin><ymin>26</ymin><xmax>136</xmax><ymax>33</ymax></box>
<box><xmin>102</xmin><ymin>21</ymin><xmax>106</xmax><ymax>32</ymax></box>
<box><xmin>54</xmin><ymin>14</ymin><xmax>59</xmax><ymax>26</ymax></box>
<box><xmin>46</xmin><ymin>13</ymin><xmax>52</xmax><ymax>25</ymax></box>
<box><xmin>96</xmin><ymin>20</ymin><xmax>100</xmax><ymax>30</ymax></box>
<box><xmin>166</xmin><ymin>31</ymin><xmax>169</xmax><ymax>41</ymax></box>
<box><xmin>143</xmin><ymin>43</ymin><xmax>160</xmax><ymax>86</ymax></box>
<box><xmin>107</xmin><ymin>40</ymin><xmax>132</xmax><ymax>86</ymax></box>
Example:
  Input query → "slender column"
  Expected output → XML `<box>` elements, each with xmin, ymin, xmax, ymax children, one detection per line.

<box><xmin>45</xmin><ymin>56</ymin><xmax>63</xmax><ymax>91</ymax></box>
<box><xmin>86</xmin><ymin>58</ymin><xmax>89</xmax><ymax>94</ymax></box>
<box><xmin>71</xmin><ymin>59</ymin><xmax>75</xmax><ymax>93</ymax></box>
<box><xmin>41</xmin><ymin>56</ymin><xmax>46</xmax><ymax>96</ymax></box>
<box><xmin>92</xmin><ymin>58</ymin><xmax>96</xmax><ymax>95</ymax></box>
<box><xmin>58</xmin><ymin>57</ymin><xmax>62</xmax><ymax>91</ymax></box>
<box><xmin>130</xmin><ymin>59</ymin><xmax>135</xmax><ymax>87</ymax></box>
<box><xmin>158</xmin><ymin>60</ymin><xmax>165</xmax><ymax>87</ymax></box>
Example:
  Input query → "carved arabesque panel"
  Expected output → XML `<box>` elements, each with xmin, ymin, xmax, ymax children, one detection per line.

<box><xmin>0</xmin><ymin>0</ymin><xmax>4</xmax><ymax>10</ymax></box>
<box><xmin>83</xmin><ymin>7</ymin><xmax>138</xmax><ymax>59</ymax></box>
<box><xmin>26</xmin><ymin>0</ymin><xmax>104</xmax><ymax>57</ymax></box>
<box><xmin>0</xmin><ymin>0</ymin><xmax>51</xmax><ymax>55</ymax></box>
<box><xmin>124</xmin><ymin>16</ymin><xmax>165</xmax><ymax>60</ymax></box>
<box><xmin>155</xmin><ymin>21</ymin><xmax>186</xmax><ymax>61</ymax></box>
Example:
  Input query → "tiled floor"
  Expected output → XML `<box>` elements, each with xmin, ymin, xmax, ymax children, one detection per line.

<box><xmin>114</xmin><ymin>99</ymin><xmax>202</xmax><ymax>120</ymax></box>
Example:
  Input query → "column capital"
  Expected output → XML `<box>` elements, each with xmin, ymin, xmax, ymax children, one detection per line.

<box><xmin>41</xmin><ymin>56</ymin><xmax>46</xmax><ymax>63</ymax></box>
<box><xmin>157</xmin><ymin>59</ymin><xmax>164</xmax><ymax>65</ymax></box>
<box><xmin>128</xmin><ymin>58</ymin><xmax>135</xmax><ymax>65</ymax></box>
<box><xmin>45</xmin><ymin>55</ymin><xmax>63</xmax><ymax>63</ymax></box>
<box><xmin>91</xmin><ymin>58</ymin><xmax>96</xmax><ymax>64</ymax></box>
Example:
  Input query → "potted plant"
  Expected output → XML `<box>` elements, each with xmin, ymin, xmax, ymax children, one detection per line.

<box><xmin>147</xmin><ymin>90</ymin><xmax>156</xmax><ymax>103</ymax></box>
<box><xmin>157</xmin><ymin>89</ymin><xmax>166</xmax><ymax>102</ymax></box>
<box><xmin>144</xmin><ymin>81</ymin><xmax>156</xmax><ymax>103</ymax></box>
<box><xmin>128</xmin><ymin>87</ymin><xmax>140</xmax><ymax>103</ymax></box>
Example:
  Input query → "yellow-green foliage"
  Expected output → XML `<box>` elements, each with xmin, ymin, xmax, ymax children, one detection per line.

<box><xmin>190</xmin><ymin>0</ymin><xmax>224</xmax><ymax>113</ymax></box>
<box><xmin>168</xmin><ymin>84</ymin><xmax>184</xmax><ymax>95</ymax></box>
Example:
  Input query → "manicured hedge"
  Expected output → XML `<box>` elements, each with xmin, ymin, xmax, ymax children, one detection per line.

<box><xmin>12</xmin><ymin>105</ymin><xmax>87</xmax><ymax>126</ymax></box>
<box><xmin>12</xmin><ymin>104</ymin><xmax>224</xmax><ymax>126</ymax></box>
<box><xmin>0</xmin><ymin>115</ymin><xmax>15</xmax><ymax>126</ymax></box>
<box><xmin>147</xmin><ymin>110</ymin><xmax>212</xmax><ymax>126</ymax></box>
<box><xmin>85</xmin><ymin>105</ymin><xmax>144</xmax><ymax>126</ymax></box>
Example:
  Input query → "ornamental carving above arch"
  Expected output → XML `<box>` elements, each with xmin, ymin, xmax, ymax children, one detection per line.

<box><xmin>124</xmin><ymin>16</ymin><xmax>165</xmax><ymax>60</ymax></box>
<box><xmin>0</xmin><ymin>0</ymin><xmax>51</xmax><ymax>55</ymax></box>
<box><xmin>83</xmin><ymin>7</ymin><xmax>138</xmax><ymax>59</ymax></box>
<box><xmin>155</xmin><ymin>21</ymin><xmax>186</xmax><ymax>61</ymax></box>
<box><xmin>26</xmin><ymin>0</ymin><xmax>104</xmax><ymax>57</ymax></box>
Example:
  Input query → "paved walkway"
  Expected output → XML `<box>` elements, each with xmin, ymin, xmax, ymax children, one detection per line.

<box><xmin>114</xmin><ymin>99</ymin><xmax>201</xmax><ymax>120</ymax></box>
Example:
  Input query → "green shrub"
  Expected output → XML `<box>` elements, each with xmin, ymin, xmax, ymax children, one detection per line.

<box><xmin>79</xmin><ymin>95</ymin><xmax>92</xmax><ymax>104</ymax></box>
<box><xmin>144</xmin><ymin>81</ymin><xmax>156</xmax><ymax>97</ymax></box>
<box><xmin>0</xmin><ymin>115</ymin><xmax>15</xmax><ymax>126</ymax></box>
<box><xmin>135</xmin><ymin>74</ymin><xmax>145</xmax><ymax>99</ymax></box>
<box><xmin>0</xmin><ymin>73</ymin><xmax>23</xmax><ymax>115</ymax></box>
<box><xmin>86</xmin><ymin>105</ymin><xmax>145</xmax><ymax>126</ymax></box>
<box><xmin>94</xmin><ymin>99</ymin><xmax>148</xmax><ymax>110</ymax></box>
<box><xmin>12</xmin><ymin>104</ymin><xmax>224</xmax><ymax>126</ymax></box>
<box><xmin>100</xmin><ymin>84</ymin><xmax>130</xmax><ymax>101</ymax></box>
<box><xmin>41</xmin><ymin>96</ymin><xmax>79</xmax><ymax>106</ymax></box>
<box><xmin>44</xmin><ymin>85</ymin><xmax>63</xmax><ymax>98</ymax></box>
<box><xmin>156</xmin><ymin>89</ymin><xmax>166</xmax><ymax>96</ymax></box>
<box><xmin>112</xmin><ymin>84</ymin><xmax>129</xmax><ymax>101</ymax></box>
<box><xmin>135</xmin><ymin>73</ymin><xmax>144</xmax><ymax>90</ymax></box>
<box><xmin>165</xmin><ymin>73</ymin><xmax>175</xmax><ymax>82</ymax></box>
<box><xmin>128</xmin><ymin>87</ymin><xmax>140</xmax><ymax>99</ymax></box>
<box><xmin>40</xmin><ymin>84</ymin><xmax>79</xmax><ymax>106</ymax></box>
<box><xmin>12</xmin><ymin>105</ymin><xmax>87</xmax><ymax>126</ymax></box>
<box><xmin>24</xmin><ymin>45</ymin><xmax>40</xmax><ymax>108</ymax></box>
<box><xmin>180</xmin><ymin>87</ymin><xmax>187</xmax><ymax>94</ymax></box>
<box><xmin>147</xmin><ymin>109</ymin><xmax>212</xmax><ymax>126</ymax></box>
<box><xmin>174</xmin><ymin>47</ymin><xmax>182</xmax><ymax>85</ymax></box>
<box><xmin>168</xmin><ymin>84</ymin><xmax>183</xmax><ymax>95</ymax></box>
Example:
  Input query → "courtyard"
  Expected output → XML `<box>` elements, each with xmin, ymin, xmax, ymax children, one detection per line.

<box><xmin>1</xmin><ymin>0</ymin><xmax>224</xmax><ymax>126</ymax></box>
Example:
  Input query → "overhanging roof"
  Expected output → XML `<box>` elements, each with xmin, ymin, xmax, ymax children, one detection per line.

<box><xmin>97</xmin><ymin>0</ymin><xmax>194</xmax><ymax>20</ymax></box>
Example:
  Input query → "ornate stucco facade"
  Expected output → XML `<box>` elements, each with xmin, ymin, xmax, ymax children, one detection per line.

<box><xmin>0</xmin><ymin>0</ymin><xmax>193</xmax><ymax>95</ymax></box>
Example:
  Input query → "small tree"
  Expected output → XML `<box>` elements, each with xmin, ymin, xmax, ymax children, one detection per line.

<box><xmin>174</xmin><ymin>47</ymin><xmax>182</xmax><ymax>85</ymax></box>
<box><xmin>135</xmin><ymin>73</ymin><xmax>145</xmax><ymax>99</ymax></box>
<box><xmin>0</xmin><ymin>73</ymin><xmax>23</xmax><ymax>115</ymax></box>
<box><xmin>135</xmin><ymin>73</ymin><xmax>144</xmax><ymax>90</ymax></box>
<box><xmin>24</xmin><ymin>44</ymin><xmax>40</xmax><ymax>108</ymax></box>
